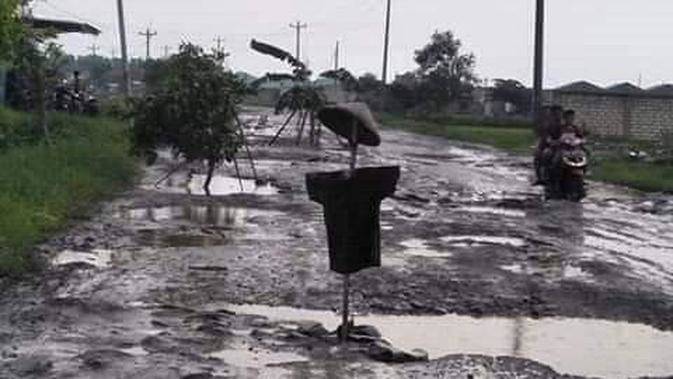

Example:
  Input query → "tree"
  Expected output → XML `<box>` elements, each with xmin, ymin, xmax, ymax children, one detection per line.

<box><xmin>130</xmin><ymin>44</ymin><xmax>248</xmax><ymax>195</ymax></box>
<box><xmin>414</xmin><ymin>30</ymin><xmax>477</xmax><ymax>110</ymax></box>
<box><xmin>0</xmin><ymin>0</ymin><xmax>23</xmax><ymax>63</ymax></box>
<box><xmin>357</xmin><ymin>73</ymin><xmax>384</xmax><ymax>94</ymax></box>
<box><xmin>492</xmin><ymin>79</ymin><xmax>531</xmax><ymax>114</ymax></box>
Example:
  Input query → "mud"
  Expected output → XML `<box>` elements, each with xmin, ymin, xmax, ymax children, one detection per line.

<box><xmin>2</xmin><ymin>107</ymin><xmax>673</xmax><ymax>378</ymax></box>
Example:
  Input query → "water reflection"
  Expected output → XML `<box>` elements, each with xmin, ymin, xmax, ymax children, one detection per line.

<box><xmin>222</xmin><ymin>303</ymin><xmax>673</xmax><ymax>379</ymax></box>
<box><xmin>116</xmin><ymin>205</ymin><xmax>284</xmax><ymax>227</ymax></box>
<box><xmin>148</xmin><ymin>173</ymin><xmax>279</xmax><ymax>196</ymax></box>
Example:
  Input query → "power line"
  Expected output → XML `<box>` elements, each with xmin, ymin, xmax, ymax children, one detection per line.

<box><xmin>289</xmin><ymin>21</ymin><xmax>308</xmax><ymax>61</ymax></box>
<box><xmin>139</xmin><ymin>27</ymin><xmax>158</xmax><ymax>60</ymax></box>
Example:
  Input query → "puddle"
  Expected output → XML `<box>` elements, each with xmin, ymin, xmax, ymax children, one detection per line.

<box><xmin>441</xmin><ymin>235</ymin><xmax>527</xmax><ymax>248</ymax></box>
<box><xmin>223</xmin><ymin>303</ymin><xmax>673</xmax><ymax>379</ymax></box>
<box><xmin>208</xmin><ymin>348</ymin><xmax>308</xmax><ymax>368</ymax></box>
<box><xmin>119</xmin><ymin>346</ymin><xmax>149</xmax><ymax>357</ymax></box>
<box><xmin>116</xmin><ymin>206</ymin><xmax>284</xmax><ymax>227</ymax></box>
<box><xmin>150</xmin><ymin>174</ymin><xmax>279</xmax><ymax>196</ymax></box>
<box><xmin>500</xmin><ymin>263</ymin><xmax>591</xmax><ymax>281</ymax></box>
<box><xmin>461</xmin><ymin>206</ymin><xmax>526</xmax><ymax>218</ymax></box>
<box><xmin>399</xmin><ymin>239</ymin><xmax>452</xmax><ymax>258</ymax></box>
<box><xmin>52</xmin><ymin>250</ymin><xmax>113</xmax><ymax>268</ymax></box>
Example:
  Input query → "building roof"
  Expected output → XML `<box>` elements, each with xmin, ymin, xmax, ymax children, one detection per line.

<box><xmin>554</xmin><ymin>81</ymin><xmax>673</xmax><ymax>99</ymax></box>
<box><xmin>606</xmin><ymin>82</ymin><xmax>643</xmax><ymax>95</ymax></box>
<box><xmin>555</xmin><ymin>81</ymin><xmax>604</xmax><ymax>93</ymax></box>
<box><xmin>23</xmin><ymin>17</ymin><xmax>101</xmax><ymax>35</ymax></box>
<box><xmin>646</xmin><ymin>84</ymin><xmax>673</xmax><ymax>96</ymax></box>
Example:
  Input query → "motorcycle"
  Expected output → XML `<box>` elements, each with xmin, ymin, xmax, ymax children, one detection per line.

<box><xmin>544</xmin><ymin>132</ymin><xmax>588</xmax><ymax>202</ymax></box>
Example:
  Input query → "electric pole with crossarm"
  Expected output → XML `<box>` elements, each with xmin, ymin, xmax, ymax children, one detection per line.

<box><xmin>139</xmin><ymin>27</ymin><xmax>157</xmax><ymax>60</ymax></box>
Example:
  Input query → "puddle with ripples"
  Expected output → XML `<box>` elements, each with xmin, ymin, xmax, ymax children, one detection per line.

<box><xmin>222</xmin><ymin>303</ymin><xmax>673</xmax><ymax>379</ymax></box>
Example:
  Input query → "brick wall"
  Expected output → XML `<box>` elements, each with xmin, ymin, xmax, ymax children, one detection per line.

<box><xmin>548</xmin><ymin>92</ymin><xmax>673</xmax><ymax>140</ymax></box>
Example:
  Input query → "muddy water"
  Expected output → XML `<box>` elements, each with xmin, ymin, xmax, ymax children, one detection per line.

<box><xmin>115</xmin><ymin>205</ymin><xmax>284</xmax><ymax>228</ymax></box>
<box><xmin>147</xmin><ymin>173</ymin><xmax>278</xmax><ymax>196</ymax></box>
<box><xmin>4</xmin><ymin>112</ymin><xmax>673</xmax><ymax>378</ymax></box>
<box><xmin>224</xmin><ymin>303</ymin><xmax>673</xmax><ymax>379</ymax></box>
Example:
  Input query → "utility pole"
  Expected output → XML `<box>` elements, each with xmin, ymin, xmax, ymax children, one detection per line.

<box><xmin>289</xmin><ymin>21</ymin><xmax>308</xmax><ymax>61</ymax></box>
<box><xmin>532</xmin><ymin>0</ymin><xmax>545</xmax><ymax>128</ymax></box>
<box><xmin>334</xmin><ymin>40</ymin><xmax>340</xmax><ymax>70</ymax></box>
<box><xmin>139</xmin><ymin>27</ymin><xmax>158</xmax><ymax>60</ymax></box>
<box><xmin>88</xmin><ymin>43</ymin><xmax>99</xmax><ymax>57</ymax></box>
<box><xmin>214</xmin><ymin>36</ymin><xmax>225</xmax><ymax>55</ymax></box>
<box><xmin>381</xmin><ymin>0</ymin><xmax>392</xmax><ymax>84</ymax></box>
<box><xmin>213</xmin><ymin>36</ymin><xmax>231</xmax><ymax>64</ymax></box>
<box><xmin>116</xmin><ymin>0</ymin><xmax>131</xmax><ymax>97</ymax></box>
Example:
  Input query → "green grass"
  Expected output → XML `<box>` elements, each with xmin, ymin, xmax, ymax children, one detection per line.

<box><xmin>0</xmin><ymin>108</ymin><xmax>138</xmax><ymax>276</ymax></box>
<box><xmin>378</xmin><ymin>112</ymin><xmax>673</xmax><ymax>193</ymax></box>
<box><xmin>591</xmin><ymin>159</ymin><xmax>673</xmax><ymax>193</ymax></box>
<box><xmin>378</xmin><ymin>113</ymin><xmax>536</xmax><ymax>153</ymax></box>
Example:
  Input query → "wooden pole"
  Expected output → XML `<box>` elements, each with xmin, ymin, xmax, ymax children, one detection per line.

<box><xmin>341</xmin><ymin>117</ymin><xmax>359</xmax><ymax>343</ymax></box>
<box><xmin>116</xmin><ymin>0</ymin><xmax>131</xmax><ymax>97</ymax></box>
<box><xmin>532</xmin><ymin>0</ymin><xmax>545</xmax><ymax>129</ymax></box>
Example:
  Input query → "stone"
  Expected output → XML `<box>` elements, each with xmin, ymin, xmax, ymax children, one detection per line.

<box><xmin>367</xmin><ymin>341</ymin><xmax>429</xmax><ymax>363</ymax></box>
<box><xmin>296</xmin><ymin>321</ymin><xmax>329</xmax><ymax>337</ymax></box>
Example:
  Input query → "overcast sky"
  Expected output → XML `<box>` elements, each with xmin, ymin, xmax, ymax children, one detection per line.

<box><xmin>32</xmin><ymin>0</ymin><xmax>673</xmax><ymax>88</ymax></box>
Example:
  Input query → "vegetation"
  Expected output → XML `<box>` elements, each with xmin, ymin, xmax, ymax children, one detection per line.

<box><xmin>0</xmin><ymin>0</ymin><xmax>23</xmax><ymax>62</ymax></box>
<box><xmin>492</xmin><ymin>79</ymin><xmax>532</xmax><ymax>115</ymax></box>
<box><xmin>0</xmin><ymin>107</ymin><xmax>137</xmax><ymax>276</ymax></box>
<box><xmin>413</xmin><ymin>30</ymin><xmax>477</xmax><ymax>109</ymax></box>
<box><xmin>378</xmin><ymin>113</ymin><xmax>535</xmax><ymax>152</ymax></box>
<box><xmin>131</xmin><ymin>43</ymin><xmax>247</xmax><ymax>194</ymax></box>
<box><xmin>591</xmin><ymin>159</ymin><xmax>673</xmax><ymax>193</ymax></box>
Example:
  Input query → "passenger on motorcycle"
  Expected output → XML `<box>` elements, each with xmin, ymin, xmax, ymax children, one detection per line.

<box><xmin>534</xmin><ymin>105</ymin><xmax>564</xmax><ymax>185</ymax></box>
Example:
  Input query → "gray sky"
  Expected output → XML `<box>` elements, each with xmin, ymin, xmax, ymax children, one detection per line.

<box><xmin>33</xmin><ymin>0</ymin><xmax>673</xmax><ymax>88</ymax></box>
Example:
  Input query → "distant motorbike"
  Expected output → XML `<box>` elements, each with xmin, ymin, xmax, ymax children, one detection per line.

<box><xmin>545</xmin><ymin>132</ymin><xmax>588</xmax><ymax>202</ymax></box>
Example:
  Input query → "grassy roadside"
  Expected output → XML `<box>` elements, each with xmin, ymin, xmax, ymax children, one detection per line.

<box><xmin>591</xmin><ymin>159</ymin><xmax>673</xmax><ymax>193</ymax></box>
<box><xmin>379</xmin><ymin>113</ymin><xmax>673</xmax><ymax>193</ymax></box>
<box><xmin>377</xmin><ymin>113</ymin><xmax>536</xmax><ymax>153</ymax></box>
<box><xmin>0</xmin><ymin>107</ymin><xmax>138</xmax><ymax>276</ymax></box>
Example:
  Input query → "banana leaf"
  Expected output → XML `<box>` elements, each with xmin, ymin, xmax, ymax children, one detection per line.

<box><xmin>250</xmin><ymin>39</ymin><xmax>306</xmax><ymax>70</ymax></box>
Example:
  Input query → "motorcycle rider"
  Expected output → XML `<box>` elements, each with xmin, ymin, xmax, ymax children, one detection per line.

<box><xmin>560</xmin><ymin>109</ymin><xmax>585</xmax><ymax>138</ymax></box>
<box><xmin>534</xmin><ymin>105</ymin><xmax>564</xmax><ymax>185</ymax></box>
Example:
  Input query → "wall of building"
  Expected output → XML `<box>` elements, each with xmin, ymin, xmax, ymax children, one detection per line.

<box><xmin>548</xmin><ymin>92</ymin><xmax>673</xmax><ymax>140</ymax></box>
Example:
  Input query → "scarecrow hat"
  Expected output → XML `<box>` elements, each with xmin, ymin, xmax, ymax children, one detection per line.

<box><xmin>317</xmin><ymin>102</ymin><xmax>381</xmax><ymax>147</ymax></box>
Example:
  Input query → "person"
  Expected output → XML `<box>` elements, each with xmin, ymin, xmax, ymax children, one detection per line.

<box><xmin>560</xmin><ymin>109</ymin><xmax>584</xmax><ymax>138</ymax></box>
<box><xmin>533</xmin><ymin>105</ymin><xmax>564</xmax><ymax>185</ymax></box>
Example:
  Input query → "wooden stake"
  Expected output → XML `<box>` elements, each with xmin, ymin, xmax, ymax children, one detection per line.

<box><xmin>268</xmin><ymin>110</ymin><xmax>297</xmax><ymax>146</ymax></box>
<box><xmin>341</xmin><ymin>117</ymin><xmax>359</xmax><ymax>343</ymax></box>
<box><xmin>234</xmin><ymin>113</ymin><xmax>258</xmax><ymax>181</ymax></box>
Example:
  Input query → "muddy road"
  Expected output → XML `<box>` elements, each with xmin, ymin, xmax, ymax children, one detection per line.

<box><xmin>2</xmin><ymin>108</ymin><xmax>673</xmax><ymax>378</ymax></box>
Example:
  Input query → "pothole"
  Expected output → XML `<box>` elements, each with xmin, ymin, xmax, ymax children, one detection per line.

<box><xmin>221</xmin><ymin>303</ymin><xmax>673</xmax><ymax>379</ymax></box>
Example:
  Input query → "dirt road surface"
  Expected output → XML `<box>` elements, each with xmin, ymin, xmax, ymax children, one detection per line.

<box><xmin>2</xmin><ymin>108</ymin><xmax>673</xmax><ymax>378</ymax></box>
